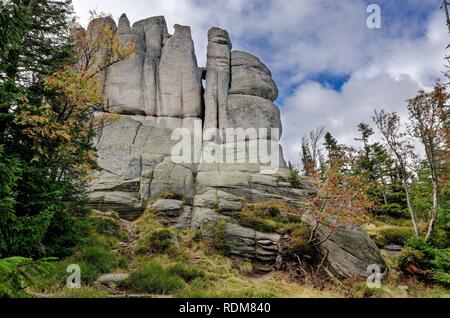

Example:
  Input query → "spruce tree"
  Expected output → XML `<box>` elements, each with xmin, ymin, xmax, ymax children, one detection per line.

<box><xmin>0</xmin><ymin>0</ymin><xmax>80</xmax><ymax>257</ymax></box>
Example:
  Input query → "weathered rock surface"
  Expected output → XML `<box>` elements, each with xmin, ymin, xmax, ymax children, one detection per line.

<box><xmin>150</xmin><ymin>158</ymin><xmax>195</xmax><ymax>201</ymax></box>
<box><xmin>220</xmin><ymin>94</ymin><xmax>282</xmax><ymax>136</ymax></box>
<box><xmin>159</xmin><ymin>24</ymin><xmax>202</xmax><ymax>118</ymax></box>
<box><xmin>134</xmin><ymin>16</ymin><xmax>169</xmax><ymax>116</ymax></box>
<box><xmin>104</xmin><ymin>14</ymin><xmax>146</xmax><ymax>115</ymax></box>
<box><xmin>97</xmin><ymin>273</ymin><xmax>129</xmax><ymax>285</ymax></box>
<box><xmin>87</xmin><ymin>14</ymin><xmax>385</xmax><ymax>278</ymax></box>
<box><xmin>193</xmin><ymin>189</ymin><xmax>243</xmax><ymax>212</ymax></box>
<box><xmin>302</xmin><ymin>213</ymin><xmax>387</xmax><ymax>278</ymax></box>
<box><xmin>204</xmin><ymin>27</ymin><xmax>232</xmax><ymax>134</ymax></box>
<box><xmin>150</xmin><ymin>199</ymin><xmax>184</xmax><ymax>216</ymax></box>
<box><xmin>86</xmin><ymin>17</ymin><xmax>118</xmax><ymax>73</ymax></box>
<box><xmin>229</xmin><ymin>51</ymin><xmax>278</xmax><ymax>101</ymax></box>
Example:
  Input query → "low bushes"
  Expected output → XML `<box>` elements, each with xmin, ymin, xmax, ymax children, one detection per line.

<box><xmin>88</xmin><ymin>217</ymin><xmax>123</xmax><ymax>240</ymax></box>
<box><xmin>125</xmin><ymin>261</ymin><xmax>185</xmax><ymax>294</ymax></box>
<box><xmin>74</xmin><ymin>236</ymin><xmax>127</xmax><ymax>283</ymax></box>
<box><xmin>378</xmin><ymin>227</ymin><xmax>413</xmax><ymax>246</ymax></box>
<box><xmin>233</xmin><ymin>201</ymin><xmax>306</xmax><ymax>235</ymax></box>
<box><xmin>167</xmin><ymin>263</ymin><xmax>205</xmax><ymax>282</ymax></box>
<box><xmin>149</xmin><ymin>229</ymin><xmax>174</xmax><ymax>253</ymax></box>
<box><xmin>398</xmin><ymin>237</ymin><xmax>450</xmax><ymax>286</ymax></box>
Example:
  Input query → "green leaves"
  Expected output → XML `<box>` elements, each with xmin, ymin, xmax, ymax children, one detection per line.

<box><xmin>0</xmin><ymin>256</ymin><xmax>57</xmax><ymax>298</ymax></box>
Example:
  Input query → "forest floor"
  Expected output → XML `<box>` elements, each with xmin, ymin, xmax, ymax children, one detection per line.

<box><xmin>27</xmin><ymin>210</ymin><xmax>449</xmax><ymax>299</ymax></box>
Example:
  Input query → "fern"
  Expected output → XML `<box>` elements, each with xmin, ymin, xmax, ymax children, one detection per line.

<box><xmin>0</xmin><ymin>257</ymin><xmax>56</xmax><ymax>298</ymax></box>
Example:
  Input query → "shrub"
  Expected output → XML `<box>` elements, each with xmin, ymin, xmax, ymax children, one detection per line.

<box><xmin>432</xmin><ymin>249</ymin><xmax>450</xmax><ymax>285</ymax></box>
<box><xmin>87</xmin><ymin>217</ymin><xmax>127</xmax><ymax>241</ymax></box>
<box><xmin>167</xmin><ymin>263</ymin><xmax>205</xmax><ymax>282</ymax></box>
<box><xmin>91</xmin><ymin>218</ymin><xmax>120</xmax><ymax>237</ymax></box>
<box><xmin>212</xmin><ymin>220</ymin><xmax>231</xmax><ymax>254</ymax></box>
<box><xmin>238</xmin><ymin>213</ymin><xmax>278</xmax><ymax>233</ymax></box>
<box><xmin>352</xmin><ymin>282</ymin><xmax>384</xmax><ymax>298</ymax></box>
<box><xmin>234</xmin><ymin>201</ymin><xmax>304</xmax><ymax>235</ymax></box>
<box><xmin>255</xmin><ymin>205</ymin><xmax>281</xmax><ymax>218</ymax></box>
<box><xmin>43</xmin><ymin>211</ymin><xmax>85</xmax><ymax>257</ymax></box>
<box><xmin>290</xmin><ymin>225</ymin><xmax>312</xmax><ymax>255</ymax></box>
<box><xmin>379</xmin><ymin>227</ymin><xmax>413</xmax><ymax>246</ymax></box>
<box><xmin>288</xmin><ymin>162</ymin><xmax>302</xmax><ymax>189</ymax></box>
<box><xmin>149</xmin><ymin>229</ymin><xmax>174</xmax><ymax>253</ymax></box>
<box><xmin>125</xmin><ymin>262</ymin><xmax>185</xmax><ymax>294</ymax></box>
<box><xmin>398</xmin><ymin>237</ymin><xmax>450</xmax><ymax>286</ymax></box>
<box><xmin>379</xmin><ymin>203</ymin><xmax>409</xmax><ymax>218</ymax></box>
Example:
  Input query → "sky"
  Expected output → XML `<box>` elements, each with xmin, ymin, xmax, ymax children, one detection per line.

<box><xmin>72</xmin><ymin>0</ymin><xmax>449</xmax><ymax>164</ymax></box>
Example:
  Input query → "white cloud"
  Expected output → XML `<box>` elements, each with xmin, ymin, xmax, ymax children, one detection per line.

<box><xmin>281</xmin><ymin>11</ymin><xmax>447</xmax><ymax>164</ymax></box>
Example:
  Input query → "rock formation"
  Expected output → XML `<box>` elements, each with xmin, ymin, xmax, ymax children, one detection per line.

<box><xmin>86</xmin><ymin>14</ymin><xmax>385</xmax><ymax>279</ymax></box>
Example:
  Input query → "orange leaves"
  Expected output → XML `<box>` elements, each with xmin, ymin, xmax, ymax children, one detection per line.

<box><xmin>310</xmin><ymin>162</ymin><xmax>374</xmax><ymax>227</ymax></box>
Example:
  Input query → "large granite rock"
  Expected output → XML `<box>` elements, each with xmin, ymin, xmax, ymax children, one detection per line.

<box><xmin>204</xmin><ymin>27</ymin><xmax>232</xmax><ymax>134</ymax></box>
<box><xmin>159</xmin><ymin>24</ymin><xmax>202</xmax><ymax>118</ymax></box>
<box><xmin>133</xmin><ymin>16</ymin><xmax>169</xmax><ymax>116</ymax></box>
<box><xmin>302</xmin><ymin>213</ymin><xmax>387</xmax><ymax>279</ymax></box>
<box><xmin>86</xmin><ymin>14</ymin><xmax>384</xmax><ymax>278</ymax></box>
<box><xmin>104</xmin><ymin>14</ymin><xmax>145</xmax><ymax>115</ymax></box>
<box><xmin>190</xmin><ymin>204</ymin><xmax>280</xmax><ymax>265</ymax></box>
<box><xmin>220</xmin><ymin>94</ymin><xmax>282</xmax><ymax>136</ymax></box>
<box><xmin>229</xmin><ymin>51</ymin><xmax>278</xmax><ymax>101</ymax></box>
<box><xmin>86</xmin><ymin>17</ymin><xmax>118</xmax><ymax>73</ymax></box>
<box><xmin>150</xmin><ymin>158</ymin><xmax>195</xmax><ymax>201</ymax></box>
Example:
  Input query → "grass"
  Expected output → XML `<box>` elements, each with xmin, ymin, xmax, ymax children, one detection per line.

<box><xmin>125</xmin><ymin>261</ymin><xmax>185</xmax><ymax>295</ymax></box>
<box><xmin>365</xmin><ymin>223</ymin><xmax>414</xmax><ymax>247</ymax></box>
<box><xmin>162</xmin><ymin>189</ymin><xmax>185</xmax><ymax>201</ymax></box>
<box><xmin>230</xmin><ymin>200</ymin><xmax>308</xmax><ymax>235</ymax></box>
<box><xmin>378</xmin><ymin>227</ymin><xmax>413</xmax><ymax>246</ymax></box>
<box><xmin>74</xmin><ymin>235</ymin><xmax>128</xmax><ymax>283</ymax></box>
<box><xmin>148</xmin><ymin>229</ymin><xmax>174</xmax><ymax>253</ymax></box>
<box><xmin>19</xmin><ymin>206</ymin><xmax>449</xmax><ymax>299</ymax></box>
<box><xmin>167</xmin><ymin>263</ymin><xmax>205</xmax><ymax>282</ymax></box>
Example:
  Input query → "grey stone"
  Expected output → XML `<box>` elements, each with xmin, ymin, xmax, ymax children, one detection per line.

<box><xmin>204</xmin><ymin>27</ymin><xmax>232</xmax><ymax>133</ymax></box>
<box><xmin>191</xmin><ymin>207</ymin><xmax>227</xmax><ymax>230</ymax></box>
<box><xmin>230</xmin><ymin>51</ymin><xmax>278</xmax><ymax>101</ymax></box>
<box><xmin>95</xmin><ymin>115</ymin><xmax>142</xmax><ymax>176</ymax></box>
<box><xmin>133</xmin><ymin>16</ymin><xmax>169</xmax><ymax>116</ymax></box>
<box><xmin>170</xmin><ymin>206</ymin><xmax>192</xmax><ymax>228</ymax></box>
<box><xmin>231</xmin><ymin>51</ymin><xmax>271</xmax><ymax>75</ymax></box>
<box><xmin>196</xmin><ymin>170</ymin><xmax>250</xmax><ymax>189</ymax></box>
<box><xmin>220</xmin><ymin>94</ymin><xmax>282</xmax><ymax>137</ymax></box>
<box><xmin>384</xmin><ymin>245</ymin><xmax>404</xmax><ymax>251</ymax></box>
<box><xmin>159</xmin><ymin>24</ymin><xmax>202</xmax><ymax>118</ymax></box>
<box><xmin>88</xmin><ymin>191</ymin><xmax>143</xmax><ymax>220</ymax></box>
<box><xmin>193</xmin><ymin>189</ymin><xmax>243</xmax><ymax>212</ymax></box>
<box><xmin>86</xmin><ymin>15</ymin><xmax>386</xmax><ymax>277</ymax></box>
<box><xmin>225</xmin><ymin>223</ymin><xmax>280</xmax><ymax>263</ymax></box>
<box><xmin>150</xmin><ymin>199</ymin><xmax>184</xmax><ymax>219</ymax></box>
<box><xmin>97</xmin><ymin>273</ymin><xmax>129</xmax><ymax>284</ymax></box>
<box><xmin>86</xmin><ymin>17</ymin><xmax>118</xmax><ymax>73</ymax></box>
<box><xmin>302</xmin><ymin>213</ymin><xmax>387</xmax><ymax>279</ymax></box>
<box><xmin>104</xmin><ymin>14</ymin><xmax>146</xmax><ymax>115</ymax></box>
<box><xmin>150</xmin><ymin>158</ymin><xmax>195</xmax><ymax>200</ymax></box>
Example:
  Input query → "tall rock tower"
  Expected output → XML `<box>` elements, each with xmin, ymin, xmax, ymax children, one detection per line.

<box><xmin>86</xmin><ymin>14</ymin><xmax>385</xmax><ymax>277</ymax></box>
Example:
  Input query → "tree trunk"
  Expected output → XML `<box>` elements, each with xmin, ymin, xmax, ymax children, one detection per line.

<box><xmin>401</xmin><ymin>169</ymin><xmax>420</xmax><ymax>238</ymax></box>
<box><xmin>425</xmin><ymin>175</ymin><xmax>439</xmax><ymax>241</ymax></box>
